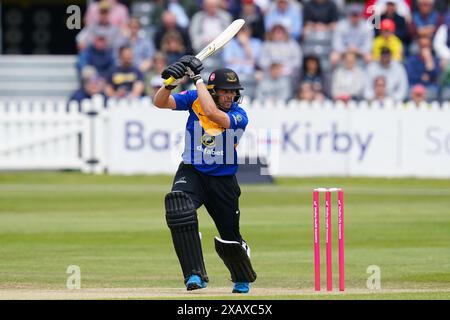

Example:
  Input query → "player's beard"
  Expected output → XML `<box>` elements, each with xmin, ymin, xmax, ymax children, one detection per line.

<box><xmin>217</xmin><ymin>98</ymin><xmax>233</xmax><ymax>112</ymax></box>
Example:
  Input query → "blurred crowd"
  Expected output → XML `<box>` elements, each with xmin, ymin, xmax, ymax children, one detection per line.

<box><xmin>69</xmin><ymin>0</ymin><xmax>450</xmax><ymax>105</ymax></box>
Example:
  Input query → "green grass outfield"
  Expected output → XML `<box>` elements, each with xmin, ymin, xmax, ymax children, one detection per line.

<box><xmin>0</xmin><ymin>173</ymin><xmax>449</xmax><ymax>300</ymax></box>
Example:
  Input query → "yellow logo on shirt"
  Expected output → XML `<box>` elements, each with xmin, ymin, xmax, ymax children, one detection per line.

<box><xmin>112</xmin><ymin>72</ymin><xmax>137</xmax><ymax>85</ymax></box>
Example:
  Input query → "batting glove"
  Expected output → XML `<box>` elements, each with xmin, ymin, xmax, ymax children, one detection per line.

<box><xmin>161</xmin><ymin>61</ymin><xmax>186</xmax><ymax>90</ymax></box>
<box><xmin>179</xmin><ymin>55</ymin><xmax>204</xmax><ymax>85</ymax></box>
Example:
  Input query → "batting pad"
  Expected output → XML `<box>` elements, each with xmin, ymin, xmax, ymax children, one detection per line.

<box><xmin>165</xmin><ymin>191</ymin><xmax>208</xmax><ymax>283</ymax></box>
<box><xmin>214</xmin><ymin>237</ymin><xmax>257</xmax><ymax>283</ymax></box>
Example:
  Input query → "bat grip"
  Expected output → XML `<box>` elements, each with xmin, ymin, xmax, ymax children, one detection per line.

<box><xmin>163</xmin><ymin>76</ymin><xmax>176</xmax><ymax>86</ymax></box>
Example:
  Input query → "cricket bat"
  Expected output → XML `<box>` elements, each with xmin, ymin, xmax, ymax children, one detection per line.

<box><xmin>163</xmin><ymin>19</ymin><xmax>245</xmax><ymax>86</ymax></box>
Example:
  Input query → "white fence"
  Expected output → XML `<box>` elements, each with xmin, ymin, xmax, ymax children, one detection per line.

<box><xmin>0</xmin><ymin>100</ymin><xmax>85</xmax><ymax>171</ymax></box>
<box><xmin>1</xmin><ymin>96</ymin><xmax>450</xmax><ymax>178</ymax></box>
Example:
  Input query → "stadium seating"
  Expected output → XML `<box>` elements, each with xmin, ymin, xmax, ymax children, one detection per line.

<box><xmin>0</xmin><ymin>55</ymin><xmax>78</xmax><ymax>101</ymax></box>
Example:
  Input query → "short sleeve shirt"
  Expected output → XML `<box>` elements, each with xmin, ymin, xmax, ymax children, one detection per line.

<box><xmin>173</xmin><ymin>90</ymin><xmax>248</xmax><ymax>176</ymax></box>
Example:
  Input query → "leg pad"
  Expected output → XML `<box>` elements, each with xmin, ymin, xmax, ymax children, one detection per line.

<box><xmin>165</xmin><ymin>191</ymin><xmax>208</xmax><ymax>283</ymax></box>
<box><xmin>214</xmin><ymin>237</ymin><xmax>257</xmax><ymax>283</ymax></box>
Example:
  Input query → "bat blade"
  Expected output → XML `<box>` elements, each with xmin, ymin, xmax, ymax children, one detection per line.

<box><xmin>195</xmin><ymin>19</ymin><xmax>245</xmax><ymax>61</ymax></box>
<box><xmin>163</xmin><ymin>19</ymin><xmax>245</xmax><ymax>86</ymax></box>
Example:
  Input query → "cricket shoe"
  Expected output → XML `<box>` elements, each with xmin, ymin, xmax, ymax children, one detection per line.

<box><xmin>232</xmin><ymin>282</ymin><xmax>250</xmax><ymax>293</ymax></box>
<box><xmin>186</xmin><ymin>275</ymin><xmax>207</xmax><ymax>291</ymax></box>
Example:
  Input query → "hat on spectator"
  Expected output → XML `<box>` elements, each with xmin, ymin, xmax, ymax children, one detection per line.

<box><xmin>380</xmin><ymin>19</ymin><xmax>396</xmax><ymax>32</ymax></box>
<box><xmin>241</xmin><ymin>0</ymin><xmax>254</xmax><ymax>4</ymax></box>
<box><xmin>81</xmin><ymin>66</ymin><xmax>103</xmax><ymax>84</ymax></box>
<box><xmin>347</xmin><ymin>3</ymin><xmax>363</xmax><ymax>16</ymax></box>
<box><xmin>81</xmin><ymin>66</ymin><xmax>98</xmax><ymax>80</ymax></box>
<box><xmin>99</xmin><ymin>0</ymin><xmax>111</xmax><ymax>11</ymax></box>
<box><xmin>411</xmin><ymin>84</ymin><xmax>426</xmax><ymax>95</ymax></box>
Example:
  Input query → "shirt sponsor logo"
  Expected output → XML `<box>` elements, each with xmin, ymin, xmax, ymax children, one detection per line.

<box><xmin>201</xmin><ymin>134</ymin><xmax>216</xmax><ymax>147</ymax></box>
<box><xmin>196</xmin><ymin>146</ymin><xmax>224</xmax><ymax>156</ymax></box>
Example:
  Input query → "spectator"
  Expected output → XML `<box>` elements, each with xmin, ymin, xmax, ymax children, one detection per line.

<box><xmin>68</xmin><ymin>66</ymin><xmax>106</xmax><ymax>106</ymax></box>
<box><xmin>300</xmin><ymin>54</ymin><xmax>329</xmax><ymax>98</ymax></box>
<box><xmin>189</xmin><ymin>0</ymin><xmax>232</xmax><ymax>72</ymax></box>
<box><xmin>105</xmin><ymin>46</ymin><xmax>144</xmax><ymax>98</ymax></box>
<box><xmin>258</xmin><ymin>21</ymin><xmax>302</xmax><ymax>80</ymax></box>
<box><xmin>409</xmin><ymin>0</ymin><xmax>445</xmax><ymax>40</ymax></box>
<box><xmin>84</xmin><ymin>0</ymin><xmax>129</xmax><ymax>29</ymax></box>
<box><xmin>160</xmin><ymin>30</ymin><xmax>189</xmax><ymax>66</ymax></box>
<box><xmin>125</xmin><ymin>17</ymin><xmax>155</xmax><ymax>73</ymax></box>
<box><xmin>264</xmin><ymin>0</ymin><xmax>303</xmax><ymax>40</ymax></box>
<box><xmin>295</xmin><ymin>82</ymin><xmax>325</xmax><ymax>102</ymax></box>
<box><xmin>153</xmin><ymin>11</ymin><xmax>193</xmax><ymax>55</ymax></box>
<box><xmin>376</xmin><ymin>0</ymin><xmax>410</xmax><ymax>48</ymax></box>
<box><xmin>331</xmin><ymin>3</ymin><xmax>373</xmax><ymax>67</ymax></box>
<box><xmin>145</xmin><ymin>52</ymin><xmax>172</xmax><ymax>97</ymax></box>
<box><xmin>365</xmin><ymin>47</ymin><xmax>409</xmax><ymax>101</ymax></box>
<box><xmin>409</xmin><ymin>84</ymin><xmax>428</xmax><ymax>104</ymax></box>
<box><xmin>149</xmin><ymin>0</ymin><xmax>191</xmax><ymax>29</ymax></box>
<box><xmin>255</xmin><ymin>62</ymin><xmax>292</xmax><ymax>102</ymax></box>
<box><xmin>303</xmin><ymin>0</ymin><xmax>339</xmax><ymax>35</ymax></box>
<box><xmin>331</xmin><ymin>51</ymin><xmax>366</xmax><ymax>101</ymax></box>
<box><xmin>77</xmin><ymin>30</ymin><xmax>116</xmax><ymax>80</ymax></box>
<box><xmin>166</xmin><ymin>0</ymin><xmax>190</xmax><ymax>29</ymax></box>
<box><xmin>147</xmin><ymin>0</ymin><xmax>192</xmax><ymax>29</ymax></box>
<box><xmin>239</xmin><ymin>0</ymin><xmax>266</xmax><ymax>40</ymax></box>
<box><xmin>371</xmin><ymin>75</ymin><xmax>390</xmax><ymax>103</ymax></box>
<box><xmin>373</xmin><ymin>19</ymin><xmax>404</xmax><ymax>61</ymax></box>
<box><xmin>405</xmin><ymin>35</ymin><xmax>441</xmax><ymax>100</ymax></box>
<box><xmin>302</xmin><ymin>0</ymin><xmax>338</xmax><ymax>72</ymax></box>
<box><xmin>76</xmin><ymin>1</ymin><xmax>126</xmax><ymax>53</ymax></box>
<box><xmin>433</xmin><ymin>16</ymin><xmax>450</xmax><ymax>61</ymax></box>
<box><xmin>223</xmin><ymin>24</ymin><xmax>262</xmax><ymax>99</ymax></box>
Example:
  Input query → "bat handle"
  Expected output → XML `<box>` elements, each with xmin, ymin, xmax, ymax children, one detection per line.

<box><xmin>163</xmin><ymin>76</ymin><xmax>175</xmax><ymax>86</ymax></box>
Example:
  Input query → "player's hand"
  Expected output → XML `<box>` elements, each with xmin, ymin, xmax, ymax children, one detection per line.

<box><xmin>161</xmin><ymin>62</ymin><xmax>186</xmax><ymax>89</ymax></box>
<box><xmin>180</xmin><ymin>55</ymin><xmax>203</xmax><ymax>76</ymax></box>
<box><xmin>162</xmin><ymin>61</ymin><xmax>186</xmax><ymax>80</ymax></box>
<box><xmin>179</xmin><ymin>55</ymin><xmax>203</xmax><ymax>84</ymax></box>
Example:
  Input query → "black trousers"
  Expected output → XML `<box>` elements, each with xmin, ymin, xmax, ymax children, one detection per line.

<box><xmin>171</xmin><ymin>162</ymin><xmax>242</xmax><ymax>242</ymax></box>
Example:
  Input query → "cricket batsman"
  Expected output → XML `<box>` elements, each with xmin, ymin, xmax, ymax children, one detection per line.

<box><xmin>153</xmin><ymin>55</ymin><xmax>257</xmax><ymax>293</ymax></box>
